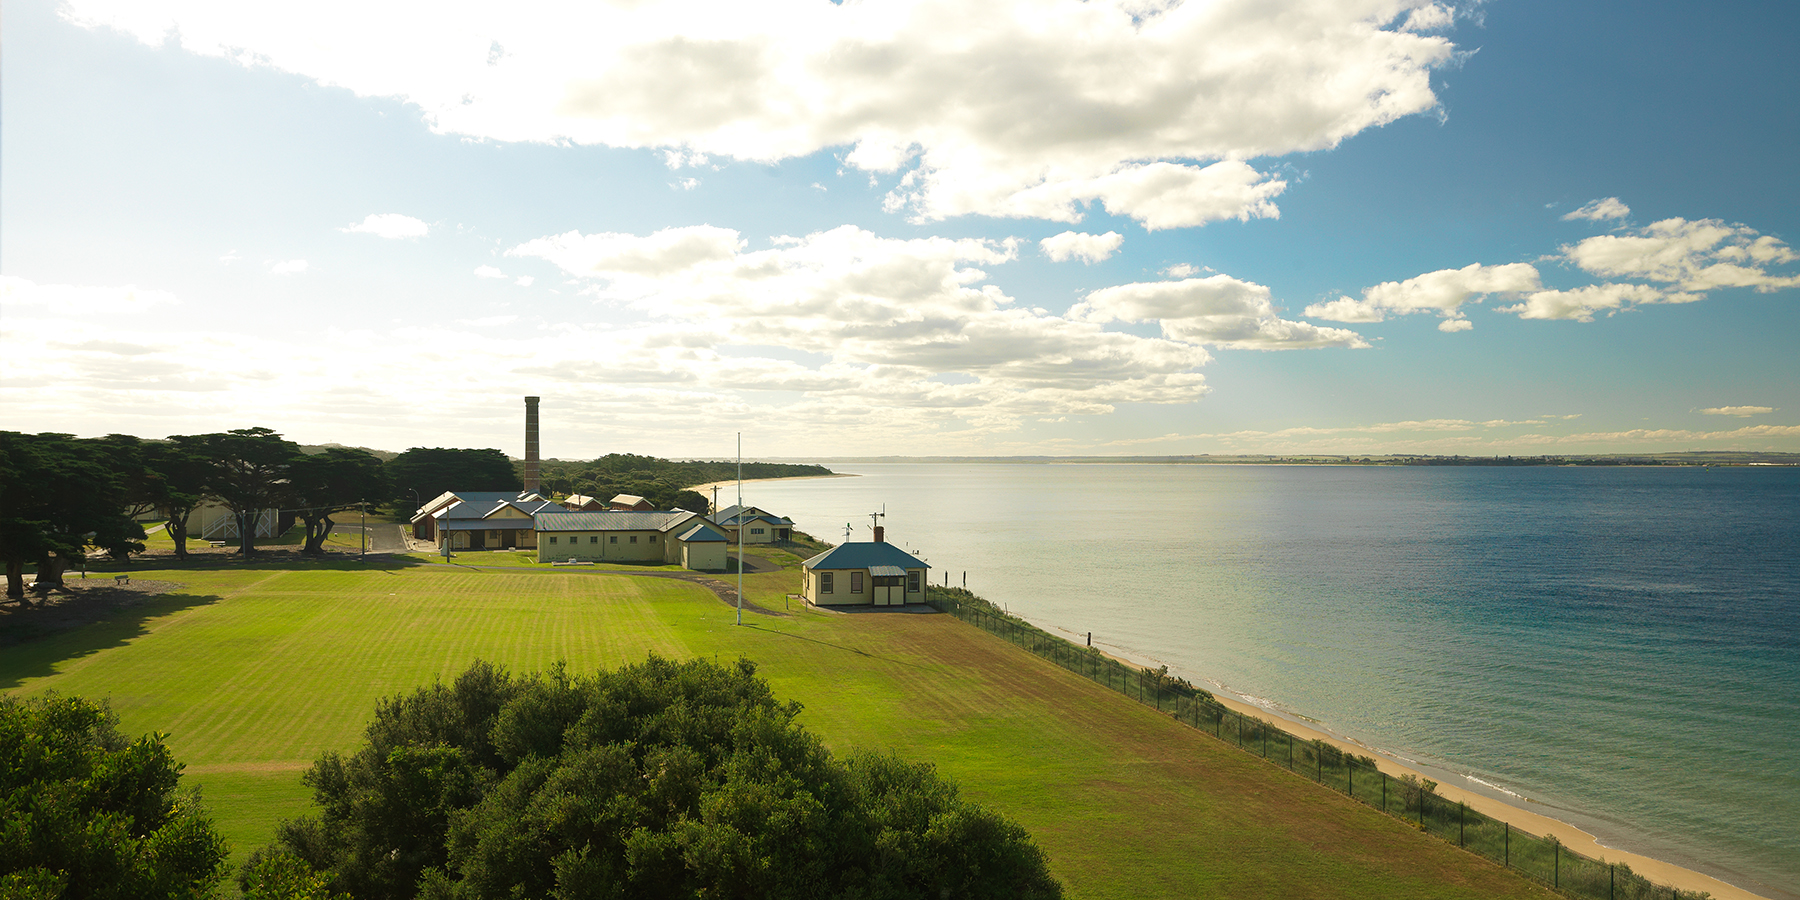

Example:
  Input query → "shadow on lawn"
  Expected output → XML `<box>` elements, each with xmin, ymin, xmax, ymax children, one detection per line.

<box><xmin>0</xmin><ymin>589</ymin><xmax>225</xmax><ymax>691</ymax></box>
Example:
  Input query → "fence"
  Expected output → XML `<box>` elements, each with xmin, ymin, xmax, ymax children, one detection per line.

<box><xmin>925</xmin><ymin>586</ymin><xmax>1709</xmax><ymax>900</ymax></box>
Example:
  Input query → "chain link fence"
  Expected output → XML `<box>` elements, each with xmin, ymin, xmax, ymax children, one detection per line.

<box><xmin>926</xmin><ymin>586</ymin><xmax>1711</xmax><ymax>900</ymax></box>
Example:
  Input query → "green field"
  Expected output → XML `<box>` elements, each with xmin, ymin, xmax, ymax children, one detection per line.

<box><xmin>3</xmin><ymin>552</ymin><xmax>1556</xmax><ymax>899</ymax></box>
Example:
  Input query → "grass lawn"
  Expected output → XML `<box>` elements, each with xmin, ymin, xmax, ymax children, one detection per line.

<box><xmin>2</xmin><ymin>553</ymin><xmax>1557</xmax><ymax>900</ymax></box>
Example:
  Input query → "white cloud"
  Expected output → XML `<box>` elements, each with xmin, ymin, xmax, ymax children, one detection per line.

<box><xmin>1163</xmin><ymin>264</ymin><xmax>1199</xmax><ymax>278</ymax></box>
<box><xmin>1437</xmin><ymin>318</ymin><xmax>1472</xmax><ymax>332</ymax></box>
<box><xmin>1563</xmin><ymin>217</ymin><xmax>1800</xmax><ymax>293</ymax></box>
<box><xmin>1040</xmin><ymin>231</ymin><xmax>1123</xmax><ymax>264</ymax></box>
<box><xmin>1562</xmin><ymin>198</ymin><xmax>1630</xmax><ymax>222</ymax></box>
<box><xmin>1</xmin><ymin>276</ymin><xmax>181</xmax><ymax>317</ymax></box>
<box><xmin>474</xmin><ymin>265</ymin><xmax>507</xmax><ymax>278</ymax></box>
<box><xmin>270</xmin><ymin>259</ymin><xmax>310</xmax><ymax>275</ymax></box>
<box><xmin>1495</xmin><ymin>283</ymin><xmax>1694</xmax><ymax>322</ymax></box>
<box><xmin>1305</xmin><ymin>262</ymin><xmax>1541</xmax><ymax>326</ymax></box>
<box><xmin>1701</xmin><ymin>406</ymin><xmax>1773</xmax><ymax>417</ymax></box>
<box><xmin>514</xmin><ymin>275</ymin><xmax>535</xmax><ymax>287</ymax></box>
<box><xmin>672</xmin><ymin>177</ymin><xmax>700</xmax><ymax>191</ymax></box>
<box><xmin>342</xmin><ymin>212</ymin><xmax>430</xmax><ymax>238</ymax></box>
<box><xmin>67</xmin><ymin>0</ymin><xmax>1458</xmax><ymax>228</ymax></box>
<box><xmin>1071</xmin><ymin>275</ymin><xmax>1369</xmax><ymax>349</ymax></box>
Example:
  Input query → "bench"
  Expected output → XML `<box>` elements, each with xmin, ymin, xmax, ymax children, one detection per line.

<box><xmin>209</xmin><ymin>541</ymin><xmax>226</xmax><ymax>548</ymax></box>
<box><xmin>114</xmin><ymin>575</ymin><xmax>130</xmax><ymax>585</ymax></box>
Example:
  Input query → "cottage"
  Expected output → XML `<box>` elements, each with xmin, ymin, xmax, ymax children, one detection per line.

<box><xmin>417</xmin><ymin>492</ymin><xmax>564</xmax><ymax>550</ymax></box>
<box><xmin>410</xmin><ymin>490</ymin><xmax>551</xmax><ymax>542</ymax></box>
<box><xmin>801</xmin><ymin>538</ymin><xmax>929</xmax><ymax>607</ymax></box>
<box><xmin>609</xmin><ymin>493</ymin><xmax>655</xmax><ymax>511</ymax></box>
<box><xmin>535</xmin><ymin>509</ymin><xmax>729</xmax><ymax>571</ymax></box>
<box><xmin>560</xmin><ymin>493</ymin><xmax>606</xmax><ymax>511</ymax></box>
<box><xmin>712</xmin><ymin>504</ymin><xmax>794</xmax><ymax>544</ymax></box>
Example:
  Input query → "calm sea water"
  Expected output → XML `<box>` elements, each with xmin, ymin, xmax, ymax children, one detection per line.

<box><xmin>743</xmin><ymin>463</ymin><xmax>1800</xmax><ymax>899</ymax></box>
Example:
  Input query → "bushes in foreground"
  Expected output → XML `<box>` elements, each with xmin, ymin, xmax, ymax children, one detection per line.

<box><xmin>253</xmin><ymin>656</ymin><xmax>1062</xmax><ymax>900</ymax></box>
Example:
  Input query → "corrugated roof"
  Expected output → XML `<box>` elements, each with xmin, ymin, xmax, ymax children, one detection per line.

<box><xmin>868</xmin><ymin>565</ymin><xmax>907</xmax><ymax>577</ymax></box>
<box><xmin>439</xmin><ymin>498</ymin><xmax>566</xmax><ymax>520</ymax></box>
<box><xmin>802</xmin><ymin>542</ymin><xmax>929</xmax><ymax>571</ymax></box>
<box><xmin>441</xmin><ymin>519</ymin><xmax>535</xmax><ymax>531</ymax></box>
<box><xmin>536</xmin><ymin>510</ymin><xmax>698</xmax><ymax>532</ymax></box>
<box><xmin>676</xmin><ymin>521</ymin><xmax>728</xmax><ymax>543</ymax></box>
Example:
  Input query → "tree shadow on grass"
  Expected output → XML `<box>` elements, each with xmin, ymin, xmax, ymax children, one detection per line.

<box><xmin>0</xmin><ymin>589</ymin><xmax>225</xmax><ymax>691</ymax></box>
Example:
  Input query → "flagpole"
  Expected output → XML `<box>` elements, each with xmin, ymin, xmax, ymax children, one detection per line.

<box><xmin>735</xmin><ymin>432</ymin><xmax>743</xmax><ymax>626</ymax></box>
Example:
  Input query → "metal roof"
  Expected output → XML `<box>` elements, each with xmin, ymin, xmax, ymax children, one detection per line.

<box><xmin>868</xmin><ymin>565</ymin><xmax>907</xmax><ymax>577</ymax></box>
<box><xmin>437</xmin><ymin>497</ymin><xmax>564</xmax><ymax>520</ymax></box>
<box><xmin>675</xmin><ymin>521</ymin><xmax>728</xmax><ymax>543</ymax></box>
<box><xmin>441</xmin><ymin>518</ymin><xmax>536</xmax><ymax>531</ymax></box>
<box><xmin>802</xmin><ymin>542</ymin><xmax>929</xmax><ymax>571</ymax></box>
<box><xmin>535</xmin><ymin>510</ymin><xmax>699</xmax><ymax>533</ymax></box>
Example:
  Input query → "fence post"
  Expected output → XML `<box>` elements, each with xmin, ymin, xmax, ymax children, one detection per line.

<box><xmin>1504</xmin><ymin>822</ymin><xmax>1509</xmax><ymax>867</ymax></box>
<box><xmin>1554</xmin><ymin>840</ymin><xmax>1559</xmax><ymax>889</ymax></box>
<box><xmin>1610</xmin><ymin>863</ymin><xmax>1614</xmax><ymax>900</ymax></box>
<box><xmin>1347</xmin><ymin>760</ymin><xmax>1353</xmax><ymax>798</ymax></box>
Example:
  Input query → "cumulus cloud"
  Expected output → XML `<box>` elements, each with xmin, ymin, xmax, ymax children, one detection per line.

<box><xmin>1563</xmin><ymin>217</ymin><xmax>1800</xmax><ymax>293</ymax></box>
<box><xmin>1071</xmin><ymin>275</ymin><xmax>1369</xmax><ymax>349</ymax></box>
<box><xmin>1305</xmin><ymin>262</ymin><xmax>1541</xmax><ymax>327</ymax></box>
<box><xmin>342</xmin><ymin>212</ymin><xmax>430</xmax><ymax>238</ymax></box>
<box><xmin>1701</xmin><ymin>406</ymin><xmax>1773</xmax><ymax>417</ymax></box>
<box><xmin>66</xmin><ymin>0</ymin><xmax>1459</xmax><ymax>228</ymax></box>
<box><xmin>1040</xmin><ymin>231</ymin><xmax>1123</xmax><ymax>264</ymax></box>
<box><xmin>1562</xmin><ymin>198</ymin><xmax>1630</xmax><ymax>222</ymax></box>
<box><xmin>270</xmin><ymin>259</ymin><xmax>310</xmax><ymax>275</ymax></box>
<box><xmin>514</xmin><ymin>275</ymin><xmax>535</xmax><ymax>287</ymax></box>
<box><xmin>1495</xmin><ymin>283</ymin><xmax>1696</xmax><ymax>322</ymax></box>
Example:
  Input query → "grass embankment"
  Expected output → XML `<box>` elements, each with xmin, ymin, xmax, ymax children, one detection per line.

<box><xmin>2</xmin><ymin>550</ymin><xmax>1556</xmax><ymax>900</ymax></box>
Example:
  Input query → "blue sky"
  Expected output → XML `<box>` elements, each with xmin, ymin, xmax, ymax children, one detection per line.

<box><xmin>4</xmin><ymin>0</ymin><xmax>1796</xmax><ymax>459</ymax></box>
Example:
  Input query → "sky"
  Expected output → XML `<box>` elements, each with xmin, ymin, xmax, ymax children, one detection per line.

<box><xmin>4</xmin><ymin>0</ymin><xmax>1797</xmax><ymax>460</ymax></box>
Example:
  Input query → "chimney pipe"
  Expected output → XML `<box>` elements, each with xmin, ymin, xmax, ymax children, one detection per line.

<box><xmin>523</xmin><ymin>396</ymin><xmax>541</xmax><ymax>495</ymax></box>
<box><xmin>873</xmin><ymin>525</ymin><xmax>885</xmax><ymax>543</ymax></box>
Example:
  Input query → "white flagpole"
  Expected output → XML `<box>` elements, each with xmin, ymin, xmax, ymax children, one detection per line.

<box><xmin>736</xmin><ymin>432</ymin><xmax>743</xmax><ymax>626</ymax></box>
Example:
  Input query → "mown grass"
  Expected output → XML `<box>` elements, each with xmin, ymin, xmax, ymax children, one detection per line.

<box><xmin>3</xmin><ymin>553</ymin><xmax>1557</xmax><ymax>900</ymax></box>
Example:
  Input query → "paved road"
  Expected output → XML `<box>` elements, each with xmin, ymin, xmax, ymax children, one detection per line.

<box><xmin>328</xmin><ymin>522</ymin><xmax>410</xmax><ymax>552</ymax></box>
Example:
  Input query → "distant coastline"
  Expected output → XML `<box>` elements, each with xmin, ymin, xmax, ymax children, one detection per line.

<box><xmin>747</xmin><ymin>451</ymin><xmax>1800</xmax><ymax>467</ymax></box>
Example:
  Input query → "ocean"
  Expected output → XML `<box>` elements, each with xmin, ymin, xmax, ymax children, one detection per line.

<box><xmin>739</xmin><ymin>463</ymin><xmax>1800</xmax><ymax>899</ymax></box>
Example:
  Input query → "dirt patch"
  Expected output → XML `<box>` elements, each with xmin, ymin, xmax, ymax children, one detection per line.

<box><xmin>1</xmin><ymin>577</ymin><xmax>187</xmax><ymax>647</ymax></box>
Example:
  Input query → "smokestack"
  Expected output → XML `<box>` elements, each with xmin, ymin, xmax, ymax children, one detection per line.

<box><xmin>873</xmin><ymin>525</ymin><xmax>885</xmax><ymax>543</ymax></box>
<box><xmin>523</xmin><ymin>396</ymin><xmax>541</xmax><ymax>495</ymax></box>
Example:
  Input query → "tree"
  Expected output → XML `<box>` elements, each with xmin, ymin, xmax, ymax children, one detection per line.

<box><xmin>196</xmin><ymin>428</ymin><xmax>301</xmax><ymax>555</ymax></box>
<box><xmin>384</xmin><ymin>448</ymin><xmax>519</xmax><ymax>514</ymax></box>
<box><xmin>671</xmin><ymin>489</ymin><xmax>709</xmax><ymax>514</ymax></box>
<box><xmin>147</xmin><ymin>436</ymin><xmax>215</xmax><ymax>561</ymax></box>
<box><xmin>0</xmin><ymin>432</ymin><xmax>145</xmax><ymax>599</ymax></box>
<box><xmin>0</xmin><ymin>693</ymin><xmax>228</xmax><ymax>898</ymax></box>
<box><xmin>288</xmin><ymin>448</ymin><xmax>389</xmax><ymax>554</ymax></box>
<box><xmin>260</xmin><ymin>657</ymin><xmax>1061</xmax><ymax>900</ymax></box>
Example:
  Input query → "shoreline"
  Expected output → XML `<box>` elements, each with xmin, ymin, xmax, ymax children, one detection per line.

<box><xmin>1035</xmin><ymin>622</ymin><xmax>1773</xmax><ymax>900</ymax></box>
<box><xmin>686</xmin><ymin>472</ymin><xmax>860</xmax><ymax>497</ymax></box>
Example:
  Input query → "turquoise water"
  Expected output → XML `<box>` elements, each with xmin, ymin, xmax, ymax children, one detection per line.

<box><xmin>744</xmin><ymin>463</ymin><xmax>1800</xmax><ymax>899</ymax></box>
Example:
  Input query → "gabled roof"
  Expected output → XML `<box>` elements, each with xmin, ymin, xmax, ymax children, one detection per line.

<box><xmin>535</xmin><ymin>510</ymin><xmax>699</xmax><ymax>533</ymax></box>
<box><xmin>413</xmin><ymin>490</ymin><xmax>548</xmax><ymax>523</ymax></box>
<box><xmin>610</xmin><ymin>493</ymin><xmax>653</xmax><ymax>509</ymax></box>
<box><xmin>802</xmin><ymin>542</ymin><xmax>929</xmax><ymax>571</ymax></box>
<box><xmin>675</xmin><ymin>521</ymin><xmax>728</xmax><ymax>543</ymax></box>
<box><xmin>437</xmin><ymin>497</ymin><xmax>565</xmax><ymax>520</ymax></box>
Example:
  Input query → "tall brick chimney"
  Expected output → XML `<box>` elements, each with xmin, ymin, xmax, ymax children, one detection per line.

<box><xmin>873</xmin><ymin>525</ymin><xmax>885</xmax><ymax>543</ymax></box>
<box><xmin>523</xmin><ymin>396</ymin><xmax>541</xmax><ymax>495</ymax></box>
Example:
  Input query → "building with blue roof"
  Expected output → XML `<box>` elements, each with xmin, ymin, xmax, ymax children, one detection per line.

<box><xmin>801</xmin><ymin>532</ymin><xmax>929</xmax><ymax>607</ymax></box>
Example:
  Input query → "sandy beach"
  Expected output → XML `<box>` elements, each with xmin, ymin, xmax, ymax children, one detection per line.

<box><xmin>1051</xmin><ymin>626</ymin><xmax>1770</xmax><ymax>900</ymax></box>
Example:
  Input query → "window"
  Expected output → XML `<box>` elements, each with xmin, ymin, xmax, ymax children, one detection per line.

<box><xmin>908</xmin><ymin>571</ymin><xmax>921</xmax><ymax>593</ymax></box>
<box><xmin>548</xmin><ymin>536</ymin><xmax>558</xmax><ymax>544</ymax></box>
<box><xmin>851</xmin><ymin>571</ymin><xmax>864</xmax><ymax>593</ymax></box>
<box><xmin>630</xmin><ymin>535</ymin><xmax>639</xmax><ymax>544</ymax></box>
<box><xmin>750</xmin><ymin>527</ymin><xmax>765</xmax><ymax>535</ymax></box>
<box><xmin>649</xmin><ymin>535</ymin><xmax>657</xmax><ymax>543</ymax></box>
<box><xmin>609</xmin><ymin>536</ymin><xmax>618</xmax><ymax>544</ymax></box>
<box><xmin>589</xmin><ymin>536</ymin><xmax>598</xmax><ymax>544</ymax></box>
<box><xmin>820</xmin><ymin>572</ymin><xmax>834</xmax><ymax>593</ymax></box>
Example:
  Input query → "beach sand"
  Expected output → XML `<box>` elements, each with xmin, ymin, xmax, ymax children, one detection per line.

<box><xmin>1052</xmin><ymin>629</ymin><xmax>1771</xmax><ymax>900</ymax></box>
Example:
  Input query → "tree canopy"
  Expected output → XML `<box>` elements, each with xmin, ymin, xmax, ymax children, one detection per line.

<box><xmin>535</xmin><ymin>454</ymin><xmax>832</xmax><ymax>512</ymax></box>
<box><xmin>0</xmin><ymin>432</ymin><xmax>147</xmax><ymax>598</ymax></box>
<box><xmin>259</xmin><ymin>657</ymin><xmax>1061</xmax><ymax>900</ymax></box>
<box><xmin>0</xmin><ymin>693</ymin><xmax>228</xmax><ymax>899</ymax></box>
<box><xmin>384</xmin><ymin>448</ymin><xmax>520</xmax><ymax>513</ymax></box>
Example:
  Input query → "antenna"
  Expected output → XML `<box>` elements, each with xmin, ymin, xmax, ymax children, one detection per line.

<box><xmin>843</xmin><ymin>523</ymin><xmax>853</xmax><ymax>542</ymax></box>
<box><xmin>867</xmin><ymin>507</ymin><xmax>886</xmax><ymax>530</ymax></box>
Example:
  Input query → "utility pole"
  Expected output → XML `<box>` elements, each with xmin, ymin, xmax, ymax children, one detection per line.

<box><xmin>360</xmin><ymin>501</ymin><xmax>366</xmax><ymax>558</ymax></box>
<box><xmin>735</xmin><ymin>433</ymin><xmax>743</xmax><ymax>626</ymax></box>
